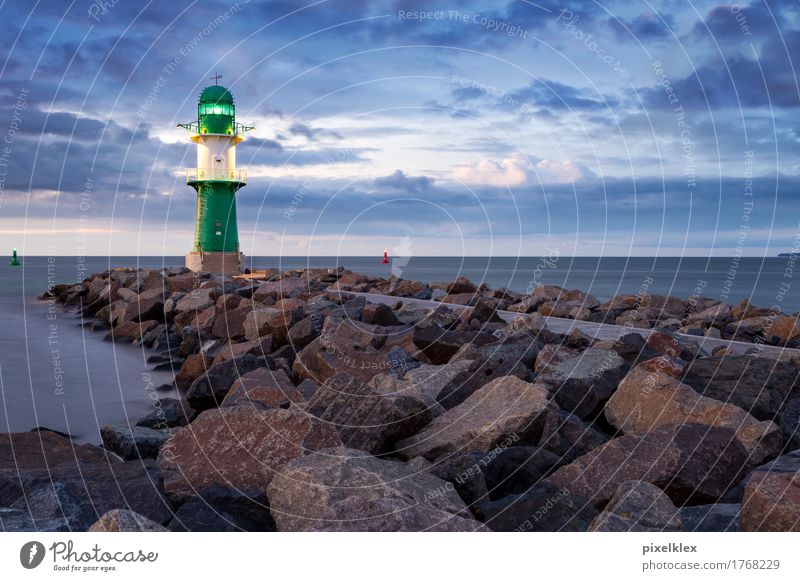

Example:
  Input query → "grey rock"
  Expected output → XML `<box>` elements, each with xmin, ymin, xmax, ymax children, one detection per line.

<box><xmin>267</xmin><ymin>447</ymin><xmax>488</xmax><ymax>531</ymax></box>
<box><xmin>544</xmin><ymin>348</ymin><xmax>627</xmax><ymax>419</ymax></box>
<box><xmin>680</xmin><ymin>504</ymin><xmax>740</xmax><ymax>532</ymax></box>
<box><xmin>477</xmin><ymin>481</ymin><xmax>597</xmax><ymax>532</ymax></box>
<box><xmin>397</xmin><ymin>376</ymin><xmax>551</xmax><ymax>461</ymax></box>
<box><xmin>589</xmin><ymin>480</ymin><xmax>682</xmax><ymax>532</ymax></box>
<box><xmin>100</xmin><ymin>424</ymin><xmax>172</xmax><ymax>460</ymax></box>
<box><xmin>89</xmin><ymin>509</ymin><xmax>169</xmax><ymax>532</ymax></box>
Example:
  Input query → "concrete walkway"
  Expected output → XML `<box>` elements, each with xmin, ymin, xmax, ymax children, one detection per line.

<box><xmin>338</xmin><ymin>290</ymin><xmax>800</xmax><ymax>361</ymax></box>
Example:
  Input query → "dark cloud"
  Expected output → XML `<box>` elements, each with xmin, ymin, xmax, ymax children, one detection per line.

<box><xmin>691</xmin><ymin>3</ymin><xmax>781</xmax><ymax>40</ymax></box>
<box><xmin>288</xmin><ymin>121</ymin><xmax>342</xmax><ymax>140</ymax></box>
<box><xmin>508</xmin><ymin>80</ymin><xmax>618</xmax><ymax>112</ymax></box>
<box><xmin>642</xmin><ymin>30</ymin><xmax>800</xmax><ymax>110</ymax></box>
<box><xmin>373</xmin><ymin>170</ymin><xmax>433</xmax><ymax>192</ymax></box>
<box><xmin>609</xmin><ymin>12</ymin><xmax>674</xmax><ymax>40</ymax></box>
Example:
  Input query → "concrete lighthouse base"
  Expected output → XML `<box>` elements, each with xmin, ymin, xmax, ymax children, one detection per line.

<box><xmin>185</xmin><ymin>251</ymin><xmax>244</xmax><ymax>275</ymax></box>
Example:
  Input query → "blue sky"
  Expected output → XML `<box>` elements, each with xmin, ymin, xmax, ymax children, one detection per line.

<box><xmin>0</xmin><ymin>0</ymin><xmax>798</xmax><ymax>257</ymax></box>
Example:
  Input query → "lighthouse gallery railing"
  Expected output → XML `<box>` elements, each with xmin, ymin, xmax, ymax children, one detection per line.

<box><xmin>186</xmin><ymin>168</ymin><xmax>247</xmax><ymax>183</ymax></box>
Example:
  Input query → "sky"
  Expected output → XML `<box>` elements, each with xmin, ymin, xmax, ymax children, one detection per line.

<box><xmin>0</xmin><ymin>0</ymin><xmax>798</xmax><ymax>257</ymax></box>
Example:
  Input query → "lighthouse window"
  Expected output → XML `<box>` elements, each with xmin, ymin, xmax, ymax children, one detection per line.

<box><xmin>199</xmin><ymin>103</ymin><xmax>233</xmax><ymax>116</ymax></box>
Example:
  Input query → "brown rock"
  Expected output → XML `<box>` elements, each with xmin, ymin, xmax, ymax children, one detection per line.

<box><xmin>252</xmin><ymin>278</ymin><xmax>309</xmax><ymax>302</ymax></box>
<box><xmin>303</xmin><ymin>372</ymin><xmax>431</xmax><ymax>454</ymax></box>
<box><xmin>534</xmin><ymin>344</ymin><xmax>578</xmax><ymax>375</ymax></box>
<box><xmin>293</xmin><ymin>325</ymin><xmax>420</xmax><ymax>384</ymax></box>
<box><xmin>244</xmin><ymin>308</ymin><xmax>297</xmax><ymax>345</ymax></box>
<box><xmin>185</xmin><ymin>354</ymin><xmax>268</xmax><ymax>411</ymax></box>
<box><xmin>396</xmin><ymin>376</ymin><xmax>551</xmax><ymax>460</ymax></box>
<box><xmin>740</xmin><ymin>450</ymin><xmax>800</xmax><ymax>531</ymax></box>
<box><xmin>681</xmin><ymin>355</ymin><xmax>800</xmax><ymax>422</ymax></box>
<box><xmin>606</xmin><ymin>362</ymin><xmax>783</xmax><ymax>466</ymax></box>
<box><xmin>211</xmin><ymin>305</ymin><xmax>249</xmax><ymax>339</ymax></box>
<box><xmin>368</xmin><ymin>359</ymin><xmax>474</xmax><ymax>417</ymax></box>
<box><xmin>764</xmin><ymin>315</ymin><xmax>800</xmax><ymax>343</ymax></box>
<box><xmin>221</xmin><ymin>367</ymin><xmax>303</xmax><ymax>409</ymax></box>
<box><xmin>287</xmin><ymin>313</ymin><xmax>325</xmax><ymax>349</ymax></box>
<box><xmin>175</xmin><ymin>353</ymin><xmax>211</xmax><ymax>389</ymax></box>
<box><xmin>588</xmin><ymin>480</ymin><xmax>682</xmax><ymax>532</ymax></box>
<box><xmin>211</xmin><ymin>336</ymin><xmax>273</xmax><ymax>366</ymax></box>
<box><xmin>549</xmin><ymin>424</ymin><xmax>750</xmax><ymax>507</ymax></box>
<box><xmin>157</xmin><ymin>406</ymin><xmax>341</xmax><ymax>504</ymax></box>
<box><xmin>175</xmin><ymin>288</ymin><xmax>215</xmax><ymax>313</ymax></box>
<box><xmin>104</xmin><ymin>320</ymin><xmax>160</xmax><ymax>343</ymax></box>
<box><xmin>362</xmin><ymin>302</ymin><xmax>401</xmax><ymax>326</ymax></box>
<box><xmin>441</xmin><ymin>292</ymin><xmax>478</xmax><ymax>306</ymax></box>
<box><xmin>267</xmin><ymin>447</ymin><xmax>487</xmax><ymax>531</ymax></box>
<box><xmin>446</xmin><ymin>277</ymin><xmax>478</xmax><ymax>294</ymax></box>
<box><xmin>89</xmin><ymin>509</ymin><xmax>169</xmax><ymax>532</ymax></box>
<box><xmin>412</xmin><ymin>324</ymin><xmax>495</xmax><ymax>364</ymax></box>
<box><xmin>542</xmin><ymin>348</ymin><xmax>627</xmax><ymax>419</ymax></box>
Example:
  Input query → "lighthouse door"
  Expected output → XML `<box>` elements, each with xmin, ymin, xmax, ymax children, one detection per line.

<box><xmin>214</xmin><ymin>155</ymin><xmax>224</xmax><ymax>179</ymax></box>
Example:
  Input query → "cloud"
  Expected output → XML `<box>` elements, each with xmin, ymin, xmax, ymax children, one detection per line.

<box><xmin>452</xmin><ymin>152</ymin><xmax>594</xmax><ymax>186</ymax></box>
<box><xmin>641</xmin><ymin>30</ymin><xmax>800</xmax><ymax>110</ymax></box>
<box><xmin>609</xmin><ymin>12</ymin><xmax>674</xmax><ymax>40</ymax></box>
<box><xmin>507</xmin><ymin>80</ymin><xmax>618</xmax><ymax>113</ymax></box>
<box><xmin>373</xmin><ymin>170</ymin><xmax>433</xmax><ymax>192</ymax></box>
<box><xmin>691</xmin><ymin>3</ymin><xmax>779</xmax><ymax>40</ymax></box>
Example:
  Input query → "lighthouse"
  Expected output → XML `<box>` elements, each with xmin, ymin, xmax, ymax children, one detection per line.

<box><xmin>179</xmin><ymin>75</ymin><xmax>253</xmax><ymax>274</ymax></box>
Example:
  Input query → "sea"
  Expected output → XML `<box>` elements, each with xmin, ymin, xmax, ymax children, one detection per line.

<box><xmin>1</xmin><ymin>255</ymin><xmax>797</xmax><ymax>443</ymax></box>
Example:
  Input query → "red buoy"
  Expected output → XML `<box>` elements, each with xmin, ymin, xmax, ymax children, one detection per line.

<box><xmin>382</xmin><ymin>250</ymin><xmax>389</xmax><ymax>264</ymax></box>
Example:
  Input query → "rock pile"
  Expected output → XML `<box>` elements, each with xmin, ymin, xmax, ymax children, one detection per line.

<box><xmin>2</xmin><ymin>266</ymin><xmax>796</xmax><ymax>531</ymax></box>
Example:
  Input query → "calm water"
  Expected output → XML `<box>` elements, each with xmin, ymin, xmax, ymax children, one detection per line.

<box><xmin>1</xmin><ymin>255</ymin><xmax>797</xmax><ymax>443</ymax></box>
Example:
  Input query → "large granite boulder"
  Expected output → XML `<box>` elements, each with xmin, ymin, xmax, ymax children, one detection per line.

<box><xmin>211</xmin><ymin>336</ymin><xmax>273</xmax><ymax>366</ymax></box>
<box><xmin>396</xmin><ymin>376</ymin><xmax>551</xmax><ymax>460</ymax></box>
<box><xmin>680</xmin><ymin>503</ymin><xmax>740</xmax><ymax>532</ymax></box>
<box><xmin>606</xmin><ymin>359</ymin><xmax>784</xmax><ymax>466</ymax></box>
<box><xmin>538</xmin><ymin>408</ymin><xmax>609</xmax><ymax>463</ymax></box>
<box><xmin>157</xmin><ymin>406</ymin><xmax>341</xmax><ymax>504</ymax></box>
<box><xmin>167</xmin><ymin>484</ymin><xmax>275</xmax><ymax>532</ymax></box>
<box><xmin>175</xmin><ymin>353</ymin><xmax>211</xmax><ymax>389</ymax></box>
<box><xmin>293</xmin><ymin>321</ymin><xmax>421</xmax><ymax>384</ymax></box>
<box><xmin>412</xmin><ymin>324</ymin><xmax>495</xmax><ymax>365</ymax></box>
<box><xmin>549</xmin><ymin>424</ymin><xmax>751</xmax><ymax>507</ymax></box>
<box><xmin>136</xmin><ymin>398</ymin><xmax>193</xmax><ymax>429</ymax></box>
<box><xmin>287</xmin><ymin>313</ymin><xmax>325</xmax><ymax>349</ymax></box>
<box><xmin>740</xmin><ymin>450</ymin><xmax>800</xmax><ymax>531</ymax></box>
<box><xmin>681</xmin><ymin>355</ymin><xmax>800</xmax><ymax>423</ymax></box>
<box><xmin>534</xmin><ymin>344</ymin><xmax>578</xmax><ymax>375</ymax></box>
<box><xmin>211</xmin><ymin>304</ymin><xmax>249</xmax><ymax>340</ymax></box>
<box><xmin>266</xmin><ymin>447</ymin><xmax>487</xmax><ymax>531</ymax></box>
<box><xmin>0</xmin><ymin>482</ymin><xmax>96</xmax><ymax>531</ymax></box>
<box><xmin>542</xmin><ymin>348</ymin><xmax>627</xmax><ymax>419</ymax></box>
<box><xmin>588</xmin><ymin>480</ymin><xmax>682</xmax><ymax>532</ymax></box>
<box><xmin>185</xmin><ymin>353</ymin><xmax>268</xmax><ymax>411</ymax></box>
<box><xmin>368</xmin><ymin>359</ymin><xmax>474</xmax><ymax>417</ymax></box>
<box><xmin>441</xmin><ymin>334</ymin><xmax>540</xmax><ymax>408</ymax></box>
<box><xmin>303</xmin><ymin>372</ymin><xmax>431</xmax><ymax>455</ymax></box>
<box><xmin>175</xmin><ymin>288</ymin><xmax>215</xmax><ymax>313</ymax></box>
<box><xmin>89</xmin><ymin>509</ymin><xmax>169</xmax><ymax>532</ymax></box>
<box><xmin>100</xmin><ymin>424</ymin><xmax>173</xmax><ymax>460</ymax></box>
<box><xmin>221</xmin><ymin>367</ymin><xmax>302</xmax><ymax>410</ymax></box>
<box><xmin>0</xmin><ymin>432</ymin><xmax>173</xmax><ymax>528</ymax></box>
<box><xmin>244</xmin><ymin>307</ymin><xmax>299</xmax><ymax>346</ymax></box>
<box><xmin>476</xmin><ymin>481</ymin><xmax>597</xmax><ymax>532</ymax></box>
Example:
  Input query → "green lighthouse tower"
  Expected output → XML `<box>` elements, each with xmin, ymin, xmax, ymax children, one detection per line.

<box><xmin>179</xmin><ymin>75</ymin><xmax>253</xmax><ymax>274</ymax></box>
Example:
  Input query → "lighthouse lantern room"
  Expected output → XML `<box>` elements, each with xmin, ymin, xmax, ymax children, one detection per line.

<box><xmin>179</xmin><ymin>75</ymin><xmax>253</xmax><ymax>274</ymax></box>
